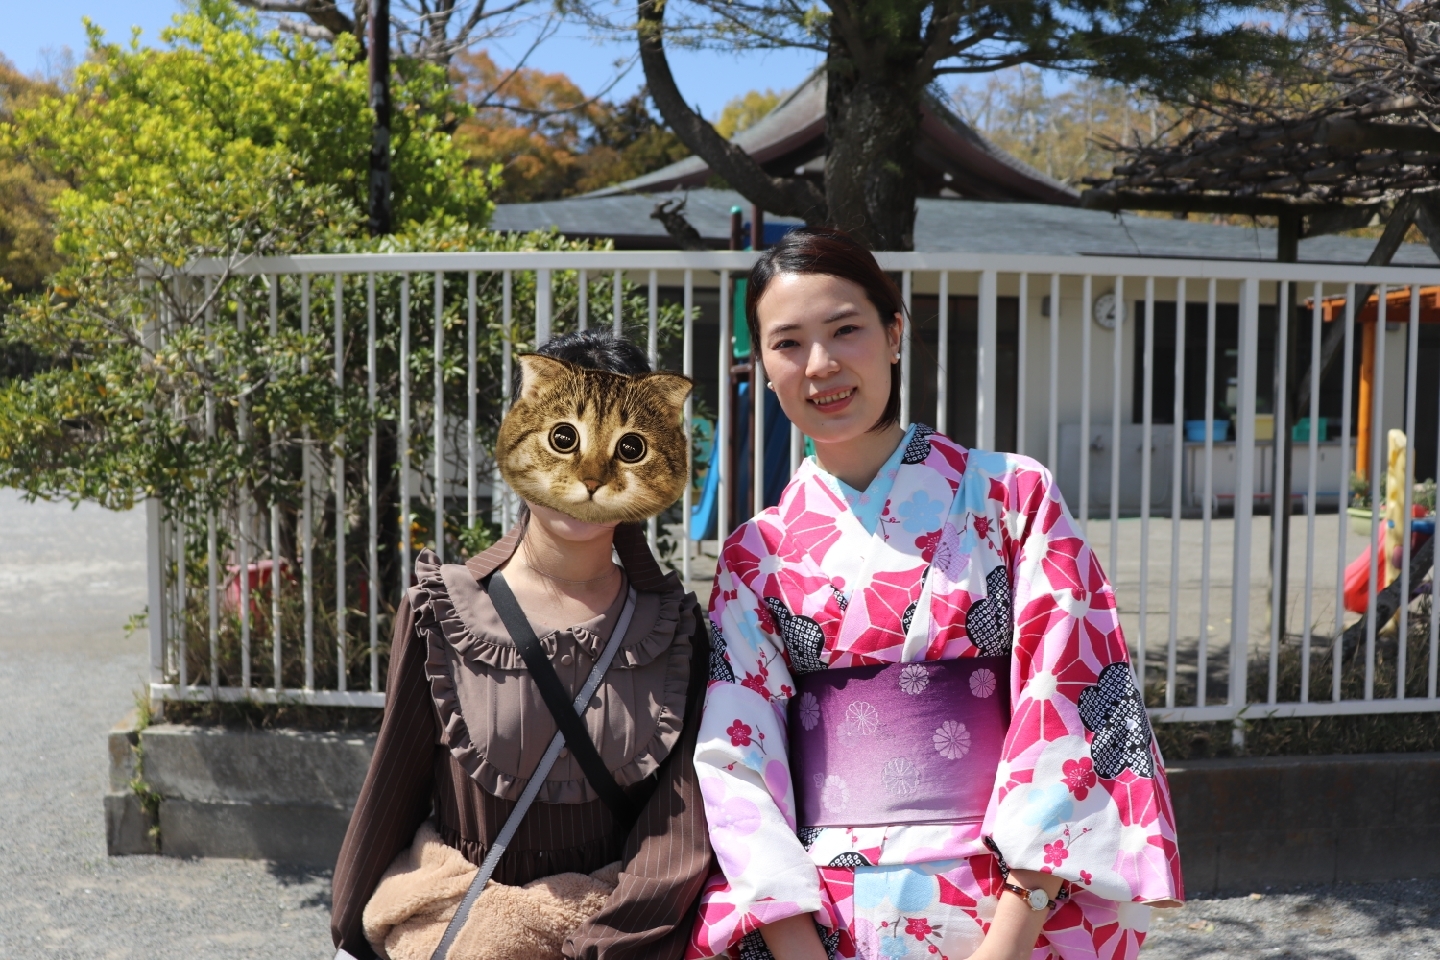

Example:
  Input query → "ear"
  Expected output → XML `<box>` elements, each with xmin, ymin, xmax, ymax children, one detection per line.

<box><xmin>515</xmin><ymin>354</ymin><xmax>573</xmax><ymax>402</ymax></box>
<box><xmin>639</xmin><ymin>372</ymin><xmax>693</xmax><ymax>414</ymax></box>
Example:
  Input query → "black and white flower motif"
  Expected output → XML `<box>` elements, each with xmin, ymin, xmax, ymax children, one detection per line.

<box><xmin>742</xmin><ymin>923</ymin><xmax>839</xmax><ymax>960</ymax></box>
<box><xmin>902</xmin><ymin>598</ymin><xmax>919</xmax><ymax>635</ymax></box>
<box><xmin>831</xmin><ymin>585</ymin><xmax>849</xmax><ymax>611</ymax></box>
<box><xmin>827</xmin><ymin>851</ymin><xmax>873</xmax><ymax>868</ymax></box>
<box><xmin>798</xmin><ymin>826</ymin><xmax>823</xmax><ymax>850</ymax></box>
<box><xmin>708</xmin><ymin>620</ymin><xmax>735</xmax><ymax>682</ymax></box>
<box><xmin>738</xmin><ymin>930</ymin><xmax>774</xmax><ymax>960</ymax></box>
<box><xmin>965</xmin><ymin>565</ymin><xmax>1014</xmax><ymax>657</ymax></box>
<box><xmin>765</xmin><ymin>597</ymin><xmax>828</xmax><ymax>675</ymax></box>
<box><xmin>902</xmin><ymin>424</ymin><xmax>937</xmax><ymax>465</ymax></box>
<box><xmin>1078</xmin><ymin>662</ymin><xmax>1156</xmax><ymax>779</ymax></box>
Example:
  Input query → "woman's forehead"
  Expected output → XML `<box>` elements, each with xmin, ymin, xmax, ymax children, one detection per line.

<box><xmin>756</xmin><ymin>273</ymin><xmax>877</xmax><ymax>327</ymax></box>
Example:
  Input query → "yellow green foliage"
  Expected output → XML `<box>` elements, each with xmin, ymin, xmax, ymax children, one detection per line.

<box><xmin>0</xmin><ymin>59</ymin><xmax>64</xmax><ymax>295</ymax></box>
<box><xmin>715</xmin><ymin>89</ymin><xmax>784</xmax><ymax>140</ymax></box>
<box><xmin>0</xmin><ymin>0</ymin><xmax>502</xmax><ymax>509</ymax></box>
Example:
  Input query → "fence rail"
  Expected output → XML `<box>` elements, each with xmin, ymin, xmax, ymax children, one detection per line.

<box><xmin>147</xmin><ymin>250</ymin><xmax>1440</xmax><ymax>725</ymax></box>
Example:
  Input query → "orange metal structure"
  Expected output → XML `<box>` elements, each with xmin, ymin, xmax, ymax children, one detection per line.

<box><xmin>1308</xmin><ymin>286</ymin><xmax>1440</xmax><ymax>478</ymax></box>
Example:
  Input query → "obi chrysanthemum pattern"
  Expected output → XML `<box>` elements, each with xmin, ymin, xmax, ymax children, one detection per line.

<box><xmin>688</xmin><ymin>429</ymin><xmax>1182</xmax><ymax>960</ymax></box>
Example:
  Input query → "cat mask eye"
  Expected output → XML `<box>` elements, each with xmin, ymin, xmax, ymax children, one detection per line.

<box><xmin>495</xmin><ymin>354</ymin><xmax>693</xmax><ymax>525</ymax></box>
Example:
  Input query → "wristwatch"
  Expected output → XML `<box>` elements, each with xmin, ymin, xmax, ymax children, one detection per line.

<box><xmin>1002</xmin><ymin>879</ymin><xmax>1054</xmax><ymax>911</ymax></box>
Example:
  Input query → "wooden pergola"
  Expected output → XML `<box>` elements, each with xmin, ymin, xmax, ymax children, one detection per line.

<box><xmin>1081</xmin><ymin>0</ymin><xmax>1440</xmax><ymax>480</ymax></box>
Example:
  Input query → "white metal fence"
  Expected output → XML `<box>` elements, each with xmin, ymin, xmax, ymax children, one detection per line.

<box><xmin>146</xmin><ymin>250</ymin><xmax>1440</xmax><ymax>725</ymax></box>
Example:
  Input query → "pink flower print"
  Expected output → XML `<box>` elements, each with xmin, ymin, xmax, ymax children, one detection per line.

<box><xmin>818</xmin><ymin>773</ymin><xmax>850</xmax><ymax>812</ymax></box>
<box><xmin>1062</xmin><ymin>757</ymin><xmax>1097</xmax><ymax>800</ymax></box>
<box><xmin>968</xmin><ymin>668</ymin><xmax>997</xmax><ymax>699</ymax></box>
<box><xmin>972</xmin><ymin>515</ymin><xmax>992</xmax><ymax>541</ymax></box>
<box><xmin>900</xmin><ymin>663</ymin><xmax>930</xmax><ymax>695</ymax></box>
<box><xmin>843</xmin><ymin>700</ymin><xmax>879</xmax><ymax>736</ymax></box>
<box><xmin>881</xmin><ymin>756</ymin><xmax>922</xmax><ymax>799</ymax></box>
<box><xmin>1044</xmin><ymin>839</ymin><xmax>1069</xmax><ymax>867</ymax></box>
<box><xmin>932</xmin><ymin>720</ymin><xmax>971</xmax><ymax>759</ymax></box>
<box><xmin>798</xmin><ymin>692</ymin><xmax>821</xmax><ymax>731</ymax></box>
<box><xmin>1079</xmin><ymin>870</ymin><xmax>1093</xmax><ymax>885</ymax></box>
<box><xmin>904</xmin><ymin>917</ymin><xmax>933</xmax><ymax>939</ymax></box>
<box><xmin>914</xmin><ymin>528</ymin><xmax>941</xmax><ymax>561</ymax></box>
<box><xmin>727</xmin><ymin>720</ymin><xmax>753</xmax><ymax>747</ymax></box>
<box><xmin>741</xmin><ymin>670</ymin><xmax>769</xmax><ymax>698</ymax></box>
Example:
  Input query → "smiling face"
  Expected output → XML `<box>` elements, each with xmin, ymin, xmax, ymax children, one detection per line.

<box><xmin>495</xmin><ymin>355</ymin><xmax>693</xmax><ymax>524</ymax></box>
<box><xmin>754</xmin><ymin>272</ymin><xmax>903</xmax><ymax>446</ymax></box>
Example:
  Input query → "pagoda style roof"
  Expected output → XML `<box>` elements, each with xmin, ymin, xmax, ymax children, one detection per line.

<box><xmin>583</xmin><ymin>70</ymin><xmax>1079</xmax><ymax>207</ymax></box>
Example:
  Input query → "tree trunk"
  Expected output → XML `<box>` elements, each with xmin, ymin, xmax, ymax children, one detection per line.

<box><xmin>823</xmin><ymin>36</ymin><xmax>923</xmax><ymax>251</ymax></box>
<box><xmin>368</xmin><ymin>0</ymin><xmax>393</xmax><ymax>236</ymax></box>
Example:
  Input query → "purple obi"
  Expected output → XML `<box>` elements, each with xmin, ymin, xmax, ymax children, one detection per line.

<box><xmin>788</xmin><ymin>657</ymin><xmax>1011</xmax><ymax>828</ymax></box>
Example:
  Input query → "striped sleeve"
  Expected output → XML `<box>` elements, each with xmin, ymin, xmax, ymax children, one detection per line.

<box><xmin>330</xmin><ymin>595</ymin><xmax>437</xmax><ymax>960</ymax></box>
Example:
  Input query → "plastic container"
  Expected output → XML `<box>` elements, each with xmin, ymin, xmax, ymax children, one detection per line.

<box><xmin>1292</xmin><ymin>417</ymin><xmax>1329</xmax><ymax>442</ymax></box>
<box><xmin>1184</xmin><ymin>419</ymin><xmax>1230</xmax><ymax>443</ymax></box>
<box><xmin>1254</xmin><ymin>414</ymin><xmax>1275</xmax><ymax>441</ymax></box>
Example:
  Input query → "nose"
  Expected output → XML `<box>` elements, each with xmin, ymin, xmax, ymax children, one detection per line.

<box><xmin>582</xmin><ymin>479</ymin><xmax>601</xmax><ymax>495</ymax></box>
<box><xmin>805</xmin><ymin>341</ymin><xmax>837</xmax><ymax>379</ymax></box>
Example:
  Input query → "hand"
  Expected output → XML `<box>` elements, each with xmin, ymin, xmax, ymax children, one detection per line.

<box><xmin>969</xmin><ymin>869</ymin><xmax>1064</xmax><ymax>960</ymax></box>
<box><xmin>759</xmin><ymin>914</ymin><xmax>829</xmax><ymax>960</ymax></box>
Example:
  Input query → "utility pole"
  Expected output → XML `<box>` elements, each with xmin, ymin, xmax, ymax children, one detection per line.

<box><xmin>368</xmin><ymin>0</ymin><xmax>393</xmax><ymax>236</ymax></box>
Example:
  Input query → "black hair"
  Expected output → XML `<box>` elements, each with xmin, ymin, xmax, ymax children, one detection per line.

<box><xmin>745</xmin><ymin>226</ymin><xmax>904</xmax><ymax>432</ymax></box>
<box><xmin>511</xmin><ymin>329</ymin><xmax>651</xmax><ymax>397</ymax></box>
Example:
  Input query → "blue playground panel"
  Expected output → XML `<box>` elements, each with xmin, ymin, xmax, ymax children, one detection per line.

<box><xmin>691</xmin><ymin>381</ymin><xmax>792</xmax><ymax>540</ymax></box>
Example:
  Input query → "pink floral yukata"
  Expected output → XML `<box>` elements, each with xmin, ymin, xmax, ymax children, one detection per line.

<box><xmin>688</xmin><ymin>426</ymin><xmax>1183</xmax><ymax>960</ymax></box>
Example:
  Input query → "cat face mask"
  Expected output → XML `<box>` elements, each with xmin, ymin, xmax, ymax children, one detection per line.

<box><xmin>496</xmin><ymin>354</ymin><xmax>694</xmax><ymax>524</ymax></box>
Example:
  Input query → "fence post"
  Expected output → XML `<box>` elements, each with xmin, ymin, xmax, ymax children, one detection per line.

<box><xmin>1230</xmin><ymin>276</ymin><xmax>1262</xmax><ymax>747</ymax></box>
<box><xmin>976</xmin><ymin>269</ymin><xmax>997</xmax><ymax>449</ymax></box>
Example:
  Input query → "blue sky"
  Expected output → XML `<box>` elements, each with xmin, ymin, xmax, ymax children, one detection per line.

<box><xmin>2</xmin><ymin>1</ymin><xmax>825</xmax><ymax>118</ymax></box>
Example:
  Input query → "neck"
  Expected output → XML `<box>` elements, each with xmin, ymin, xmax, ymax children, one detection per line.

<box><xmin>812</xmin><ymin>422</ymin><xmax>908</xmax><ymax>491</ymax></box>
<box><xmin>513</xmin><ymin>515</ymin><xmax>618</xmax><ymax>585</ymax></box>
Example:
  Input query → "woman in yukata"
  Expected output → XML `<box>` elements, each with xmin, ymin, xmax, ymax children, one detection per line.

<box><xmin>688</xmin><ymin>228</ymin><xmax>1182</xmax><ymax>960</ymax></box>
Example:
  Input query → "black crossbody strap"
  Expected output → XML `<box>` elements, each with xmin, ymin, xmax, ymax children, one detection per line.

<box><xmin>488</xmin><ymin>573</ymin><xmax>639</xmax><ymax>825</ymax></box>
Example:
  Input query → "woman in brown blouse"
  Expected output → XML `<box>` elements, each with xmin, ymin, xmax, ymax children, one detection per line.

<box><xmin>331</xmin><ymin>332</ymin><xmax>712</xmax><ymax>960</ymax></box>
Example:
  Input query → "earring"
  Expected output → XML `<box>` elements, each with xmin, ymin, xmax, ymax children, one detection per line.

<box><xmin>766</xmin><ymin>381</ymin><xmax>775</xmax><ymax>390</ymax></box>
<box><xmin>893</xmin><ymin>353</ymin><xmax>901</xmax><ymax>362</ymax></box>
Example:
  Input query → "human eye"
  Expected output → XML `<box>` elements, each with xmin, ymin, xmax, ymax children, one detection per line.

<box><xmin>770</xmin><ymin>337</ymin><xmax>800</xmax><ymax>350</ymax></box>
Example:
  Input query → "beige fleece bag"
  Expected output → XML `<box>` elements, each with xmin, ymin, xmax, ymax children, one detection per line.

<box><xmin>362</xmin><ymin>821</ymin><xmax>621</xmax><ymax>960</ymax></box>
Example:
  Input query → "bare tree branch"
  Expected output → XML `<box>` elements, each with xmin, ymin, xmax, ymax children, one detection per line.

<box><xmin>636</xmin><ymin>0</ymin><xmax>826</xmax><ymax>224</ymax></box>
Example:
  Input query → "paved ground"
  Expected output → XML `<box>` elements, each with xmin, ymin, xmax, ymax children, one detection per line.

<box><xmin>0</xmin><ymin>492</ymin><xmax>1435</xmax><ymax>959</ymax></box>
<box><xmin>0</xmin><ymin>493</ymin><xmax>333</xmax><ymax>959</ymax></box>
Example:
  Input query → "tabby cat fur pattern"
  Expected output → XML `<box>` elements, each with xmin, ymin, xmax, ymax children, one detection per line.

<box><xmin>495</xmin><ymin>354</ymin><xmax>692</xmax><ymax>524</ymax></box>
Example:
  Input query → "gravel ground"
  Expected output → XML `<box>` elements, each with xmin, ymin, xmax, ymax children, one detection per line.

<box><xmin>1144</xmin><ymin>882</ymin><xmax>1440</xmax><ymax>958</ymax></box>
<box><xmin>1</xmin><ymin>492</ymin><xmax>1437</xmax><ymax>959</ymax></box>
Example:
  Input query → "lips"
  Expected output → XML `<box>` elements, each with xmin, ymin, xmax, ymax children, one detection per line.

<box><xmin>809</xmin><ymin>387</ymin><xmax>855</xmax><ymax>408</ymax></box>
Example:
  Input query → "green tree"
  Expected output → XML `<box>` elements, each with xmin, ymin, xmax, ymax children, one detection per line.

<box><xmin>453</xmin><ymin>49</ymin><xmax>688</xmax><ymax>202</ymax></box>
<box><xmin>598</xmin><ymin>0</ymin><xmax>1343</xmax><ymax>249</ymax></box>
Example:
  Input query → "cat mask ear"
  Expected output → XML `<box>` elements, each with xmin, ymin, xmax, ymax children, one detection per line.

<box><xmin>514</xmin><ymin>354</ymin><xmax>571</xmax><ymax>403</ymax></box>
<box><xmin>636</xmin><ymin>372</ymin><xmax>693</xmax><ymax>418</ymax></box>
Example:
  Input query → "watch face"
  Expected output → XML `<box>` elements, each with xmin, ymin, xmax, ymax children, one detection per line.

<box><xmin>1028</xmin><ymin>888</ymin><xmax>1049</xmax><ymax>911</ymax></box>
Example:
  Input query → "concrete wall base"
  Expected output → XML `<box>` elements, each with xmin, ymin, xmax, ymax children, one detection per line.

<box><xmin>104</xmin><ymin>712</ymin><xmax>1440</xmax><ymax>883</ymax></box>
<box><xmin>1166</xmin><ymin>751</ymin><xmax>1440</xmax><ymax>892</ymax></box>
<box><xmin>105</xmin><ymin>712</ymin><xmax>376</xmax><ymax>868</ymax></box>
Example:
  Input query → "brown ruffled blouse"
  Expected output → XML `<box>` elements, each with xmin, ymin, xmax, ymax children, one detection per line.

<box><xmin>331</xmin><ymin>523</ymin><xmax>713</xmax><ymax>960</ymax></box>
